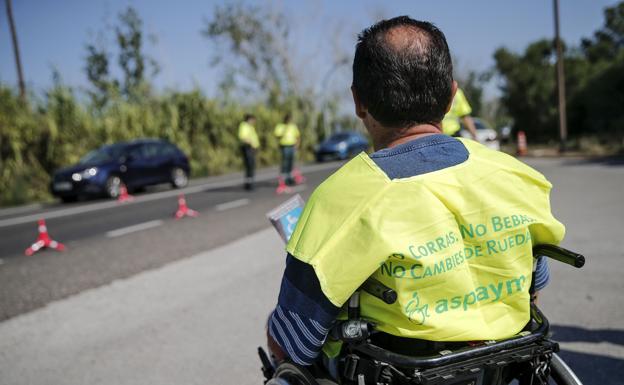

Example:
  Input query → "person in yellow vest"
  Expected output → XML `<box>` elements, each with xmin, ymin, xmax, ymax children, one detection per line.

<box><xmin>265</xmin><ymin>17</ymin><xmax>564</xmax><ymax>372</ymax></box>
<box><xmin>238</xmin><ymin>114</ymin><xmax>259</xmax><ymax>190</ymax></box>
<box><xmin>441</xmin><ymin>87</ymin><xmax>478</xmax><ymax>140</ymax></box>
<box><xmin>274</xmin><ymin>113</ymin><xmax>300</xmax><ymax>191</ymax></box>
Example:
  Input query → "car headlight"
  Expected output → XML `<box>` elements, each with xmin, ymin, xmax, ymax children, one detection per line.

<box><xmin>337</xmin><ymin>142</ymin><xmax>347</xmax><ymax>151</ymax></box>
<box><xmin>72</xmin><ymin>167</ymin><xmax>98</xmax><ymax>182</ymax></box>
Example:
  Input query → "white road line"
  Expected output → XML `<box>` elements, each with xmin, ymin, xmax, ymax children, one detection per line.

<box><xmin>106</xmin><ymin>220</ymin><xmax>164</xmax><ymax>238</ymax></box>
<box><xmin>215</xmin><ymin>198</ymin><xmax>250</xmax><ymax>212</ymax></box>
<box><xmin>0</xmin><ymin>161</ymin><xmax>341</xmax><ymax>229</ymax></box>
<box><xmin>0</xmin><ymin>258</ymin><xmax>4</xmax><ymax>265</ymax></box>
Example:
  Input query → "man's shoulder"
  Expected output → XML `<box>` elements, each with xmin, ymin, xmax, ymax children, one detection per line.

<box><xmin>312</xmin><ymin>154</ymin><xmax>388</xmax><ymax>200</ymax></box>
<box><xmin>301</xmin><ymin>154</ymin><xmax>390</xmax><ymax>223</ymax></box>
<box><xmin>459</xmin><ymin>139</ymin><xmax>550</xmax><ymax>184</ymax></box>
<box><xmin>286</xmin><ymin>154</ymin><xmax>389</xmax><ymax>265</ymax></box>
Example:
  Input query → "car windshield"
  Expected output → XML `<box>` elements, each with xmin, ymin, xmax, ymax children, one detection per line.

<box><xmin>329</xmin><ymin>133</ymin><xmax>352</xmax><ymax>142</ymax></box>
<box><xmin>79</xmin><ymin>144</ymin><xmax>126</xmax><ymax>164</ymax></box>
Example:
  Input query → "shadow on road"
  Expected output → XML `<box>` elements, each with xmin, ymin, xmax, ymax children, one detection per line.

<box><xmin>563</xmin><ymin>155</ymin><xmax>624</xmax><ymax>167</ymax></box>
<box><xmin>551</xmin><ymin>324</ymin><xmax>624</xmax><ymax>347</ymax></box>
<box><xmin>557</xmin><ymin>349</ymin><xmax>624</xmax><ymax>385</ymax></box>
<box><xmin>550</xmin><ymin>325</ymin><xmax>624</xmax><ymax>385</ymax></box>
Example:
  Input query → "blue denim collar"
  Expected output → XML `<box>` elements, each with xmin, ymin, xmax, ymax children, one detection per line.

<box><xmin>370</xmin><ymin>134</ymin><xmax>458</xmax><ymax>158</ymax></box>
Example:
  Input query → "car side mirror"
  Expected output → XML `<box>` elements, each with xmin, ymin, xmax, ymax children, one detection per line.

<box><xmin>120</xmin><ymin>154</ymin><xmax>133</xmax><ymax>163</ymax></box>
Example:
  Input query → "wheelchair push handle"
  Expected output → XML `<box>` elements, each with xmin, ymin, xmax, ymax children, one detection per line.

<box><xmin>360</xmin><ymin>278</ymin><xmax>397</xmax><ymax>304</ymax></box>
<box><xmin>533</xmin><ymin>244</ymin><xmax>585</xmax><ymax>268</ymax></box>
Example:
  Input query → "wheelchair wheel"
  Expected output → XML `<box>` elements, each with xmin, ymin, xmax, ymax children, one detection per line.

<box><xmin>549</xmin><ymin>353</ymin><xmax>583</xmax><ymax>385</ymax></box>
<box><xmin>266</xmin><ymin>362</ymin><xmax>337</xmax><ymax>385</ymax></box>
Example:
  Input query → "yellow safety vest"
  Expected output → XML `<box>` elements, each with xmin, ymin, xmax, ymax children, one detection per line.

<box><xmin>238</xmin><ymin>121</ymin><xmax>259</xmax><ymax>149</ymax></box>
<box><xmin>442</xmin><ymin>88</ymin><xmax>472</xmax><ymax>136</ymax></box>
<box><xmin>274</xmin><ymin>123</ymin><xmax>286</xmax><ymax>139</ymax></box>
<box><xmin>286</xmin><ymin>139</ymin><xmax>565</xmax><ymax>354</ymax></box>
<box><xmin>275</xmin><ymin>123</ymin><xmax>300</xmax><ymax>146</ymax></box>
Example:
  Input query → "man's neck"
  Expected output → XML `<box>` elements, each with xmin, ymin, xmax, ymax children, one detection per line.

<box><xmin>374</xmin><ymin>123</ymin><xmax>442</xmax><ymax>151</ymax></box>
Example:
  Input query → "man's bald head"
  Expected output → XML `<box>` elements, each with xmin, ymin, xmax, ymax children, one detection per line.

<box><xmin>352</xmin><ymin>16</ymin><xmax>453</xmax><ymax>129</ymax></box>
<box><xmin>379</xmin><ymin>24</ymin><xmax>429</xmax><ymax>53</ymax></box>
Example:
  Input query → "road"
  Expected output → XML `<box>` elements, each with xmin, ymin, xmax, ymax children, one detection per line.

<box><xmin>0</xmin><ymin>162</ymin><xmax>341</xmax><ymax>321</ymax></box>
<box><xmin>0</xmin><ymin>157</ymin><xmax>622</xmax><ymax>385</ymax></box>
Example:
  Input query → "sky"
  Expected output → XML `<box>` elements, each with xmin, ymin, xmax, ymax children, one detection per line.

<box><xmin>0</xmin><ymin>0</ymin><xmax>620</xmax><ymax>102</ymax></box>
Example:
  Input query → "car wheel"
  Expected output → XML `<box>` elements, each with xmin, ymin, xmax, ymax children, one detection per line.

<box><xmin>170</xmin><ymin>167</ymin><xmax>188</xmax><ymax>189</ymax></box>
<box><xmin>60</xmin><ymin>195</ymin><xmax>78</xmax><ymax>203</ymax></box>
<box><xmin>105</xmin><ymin>175</ymin><xmax>122</xmax><ymax>199</ymax></box>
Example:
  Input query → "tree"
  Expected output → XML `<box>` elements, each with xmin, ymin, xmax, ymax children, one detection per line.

<box><xmin>494</xmin><ymin>1</ymin><xmax>624</xmax><ymax>142</ymax></box>
<box><xmin>85</xmin><ymin>42</ymin><xmax>117</xmax><ymax>109</ymax></box>
<box><xmin>493</xmin><ymin>40</ymin><xmax>559</xmax><ymax>141</ymax></box>
<box><xmin>581</xmin><ymin>2</ymin><xmax>624</xmax><ymax>64</ymax></box>
<box><xmin>570</xmin><ymin>2</ymin><xmax>624</xmax><ymax>138</ymax></box>
<box><xmin>116</xmin><ymin>7</ymin><xmax>158</xmax><ymax>100</ymax></box>
<box><xmin>84</xmin><ymin>7</ymin><xmax>158</xmax><ymax>105</ymax></box>
<box><xmin>202</xmin><ymin>3</ymin><xmax>297</xmax><ymax>105</ymax></box>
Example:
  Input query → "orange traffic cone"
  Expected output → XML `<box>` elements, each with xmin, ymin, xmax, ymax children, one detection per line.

<box><xmin>292</xmin><ymin>168</ymin><xmax>306</xmax><ymax>185</ymax></box>
<box><xmin>117</xmin><ymin>184</ymin><xmax>134</xmax><ymax>203</ymax></box>
<box><xmin>517</xmin><ymin>131</ymin><xmax>528</xmax><ymax>156</ymax></box>
<box><xmin>24</xmin><ymin>219</ymin><xmax>66</xmax><ymax>256</ymax></box>
<box><xmin>276</xmin><ymin>176</ymin><xmax>291</xmax><ymax>195</ymax></box>
<box><xmin>174</xmin><ymin>194</ymin><xmax>199</xmax><ymax>219</ymax></box>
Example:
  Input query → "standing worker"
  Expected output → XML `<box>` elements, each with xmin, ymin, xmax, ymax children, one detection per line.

<box><xmin>238</xmin><ymin>114</ymin><xmax>259</xmax><ymax>191</ymax></box>
<box><xmin>274</xmin><ymin>113</ymin><xmax>300</xmax><ymax>193</ymax></box>
<box><xmin>441</xmin><ymin>87</ymin><xmax>478</xmax><ymax>140</ymax></box>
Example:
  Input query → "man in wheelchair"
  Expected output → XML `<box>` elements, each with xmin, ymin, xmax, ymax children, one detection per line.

<box><xmin>261</xmin><ymin>16</ymin><xmax>581</xmax><ymax>385</ymax></box>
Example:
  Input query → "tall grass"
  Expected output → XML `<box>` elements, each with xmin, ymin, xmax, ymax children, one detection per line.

<box><xmin>0</xmin><ymin>84</ymin><xmax>322</xmax><ymax>206</ymax></box>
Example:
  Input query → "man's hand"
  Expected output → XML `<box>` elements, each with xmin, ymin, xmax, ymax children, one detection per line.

<box><xmin>461</xmin><ymin>115</ymin><xmax>478</xmax><ymax>141</ymax></box>
<box><xmin>267</xmin><ymin>328</ymin><xmax>287</xmax><ymax>363</ymax></box>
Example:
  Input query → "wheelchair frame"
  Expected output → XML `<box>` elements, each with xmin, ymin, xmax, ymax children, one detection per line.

<box><xmin>260</xmin><ymin>245</ymin><xmax>585</xmax><ymax>385</ymax></box>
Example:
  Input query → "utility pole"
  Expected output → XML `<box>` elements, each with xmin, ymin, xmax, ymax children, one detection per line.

<box><xmin>553</xmin><ymin>0</ymin><xmax>567</xmax><ymax>151</ymax></box>
<box><xmin>5</xmin><ymin>0</ymin><xmax>26</xmax><ymax>101</ymax></box>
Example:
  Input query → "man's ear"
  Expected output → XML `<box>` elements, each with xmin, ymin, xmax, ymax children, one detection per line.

<box><xmin>445</xmin><ymin>80</ymin><xmax>458</xmax><ymax>114</ymax></box>
<box><xmin>351</xmin><ymin>86</ymin><xmax>367</xmax><ymax>119</ymax></box>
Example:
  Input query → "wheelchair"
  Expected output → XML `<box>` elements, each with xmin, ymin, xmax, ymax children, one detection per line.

<box><xmin>259</xmin><ymin>245</ymin><xmax>585</xmax><ymax>385</ymax></box>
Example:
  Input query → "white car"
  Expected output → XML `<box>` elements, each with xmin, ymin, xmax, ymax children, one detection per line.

<box><xmin>460</xmin><ymin>117</ymin><xmax>500</xmax><ymax>151</ymax></box>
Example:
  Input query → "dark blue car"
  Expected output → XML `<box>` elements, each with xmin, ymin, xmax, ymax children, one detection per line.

<box><xmin>51</xmin><ymin>139</ymin><xmax>190</xmax><ymax>202</ymax></box>
<box><xmin>315</xmin><ymin>131</ymin><xmax>369</xmax><ymax>162</ymax></box>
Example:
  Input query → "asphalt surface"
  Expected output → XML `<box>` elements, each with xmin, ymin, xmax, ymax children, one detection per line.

<box><xmin>0</xmin><ymin>162</ymin><xmax>341</xmax><ymax>321</ymax></box>
<box><xmin>0</xmin><ymin>156</ymin><xmax>623</xmax><ymax>385</ymax></box>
